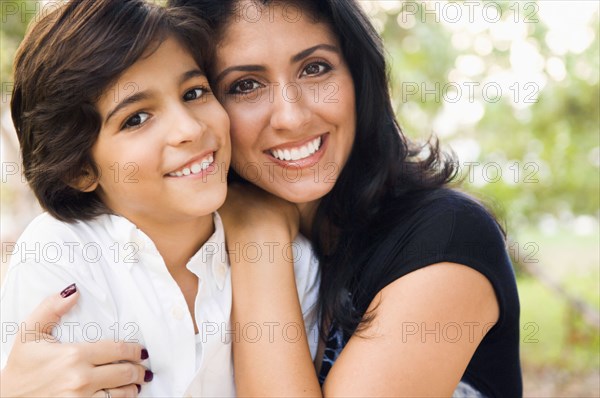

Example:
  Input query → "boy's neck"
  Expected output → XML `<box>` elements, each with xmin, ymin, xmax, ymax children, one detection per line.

<box><xmin>129</xmin><ymin>213</ymin><xmax>215</xmax><ymax>272</ymax></box>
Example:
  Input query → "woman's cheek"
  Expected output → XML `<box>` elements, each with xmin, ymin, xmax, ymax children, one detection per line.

<box><xmin>230</xmin><ymin>133</ymin><xmax>257</xmax><ymax>180</ymax></box>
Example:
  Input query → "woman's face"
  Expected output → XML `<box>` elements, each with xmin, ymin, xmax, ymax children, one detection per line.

<box><xmin>213</xmin><ymin>2</ymin><xmax>356</xmax><ymax>205</ymax></box>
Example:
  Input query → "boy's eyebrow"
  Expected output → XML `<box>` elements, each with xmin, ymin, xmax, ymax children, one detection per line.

<box><xmin>105</xmin><ymin>91</ymin><xmax>152</xmax><ymax>125</ymax></box>
<box><xmin>214</xmin><ymin>44</ymin><xmax>339</xmax><ymax>85</ymax></box>
<box><xmin>104</xmin><ymin>69</ymin><xmax>205</xmax><ymax>124</ymax></box>
<box><xmin>180</xmin><ymin>69</ymin><xmax>205</xmax><ymax>84</ymax></box>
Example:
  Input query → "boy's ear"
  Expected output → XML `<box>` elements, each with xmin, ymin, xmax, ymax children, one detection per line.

<box><xmin>68</xmin><ymin>166</ymin><xmax>99</xmax><ymax>192</ymax></box>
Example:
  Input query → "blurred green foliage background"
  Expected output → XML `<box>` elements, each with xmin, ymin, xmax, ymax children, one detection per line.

<box><xmin>1</xmin><ymin>1</ymin><xmax>599</xmax><ymax>396</ymax></box>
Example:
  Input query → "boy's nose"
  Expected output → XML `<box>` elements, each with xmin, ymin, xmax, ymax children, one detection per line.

<box><xmin>167</xmin><ymin>104</ymin><xmax>206</xmax><ymax>145</ymax></box>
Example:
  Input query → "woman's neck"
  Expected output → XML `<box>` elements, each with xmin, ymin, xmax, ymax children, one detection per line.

<box><xmin>297</xmin><ymin>200</ymin><xmax>319</xmax><ymax>237</ymax></box>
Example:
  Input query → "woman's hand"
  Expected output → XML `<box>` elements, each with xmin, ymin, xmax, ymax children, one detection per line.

<box><xmin>219</xmin><ymin>183</ymin><xmax>300</xmax><ymax>242</ymax></box>
<box><xmin>0</xmin><ymin>287</ymin><xmax>150</xmax><ymax>398</ymax></box>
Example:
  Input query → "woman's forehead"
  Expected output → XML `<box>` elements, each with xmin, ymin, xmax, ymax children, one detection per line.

<box><xmin>216</xmin><ymin>11</ymin><xmax>337</xmax><ymax>59</ymax></box>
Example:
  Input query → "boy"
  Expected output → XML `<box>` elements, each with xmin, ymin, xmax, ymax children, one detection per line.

<box><xmin>1</xmin><ymin>1</ymin><xmax>319</xmax><ymax>396</ymax></box>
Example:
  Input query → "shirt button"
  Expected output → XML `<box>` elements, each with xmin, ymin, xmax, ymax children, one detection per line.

<box><xmin>171</xmin><ymin>306</ymin><xmax>185</xmax><ymax>320</ymax></box>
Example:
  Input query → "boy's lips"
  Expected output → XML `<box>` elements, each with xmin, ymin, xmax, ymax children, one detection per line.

<box><xmin>166</xmin><ymin>151</ymin><xmax>216</xmax><ymax>177</ymax></box>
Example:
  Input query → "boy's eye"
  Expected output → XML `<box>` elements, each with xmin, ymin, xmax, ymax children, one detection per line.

<box><xmin>122</xmin><ymin>112</ymin><xmax>150</xmax><ymax>129</ymax></box>
<box><xmin>301</xmin><ymin>62</ymin><xmax>331</xmax><ymax>77</ymax></box>
<box><xmin>183</xmin><ymin>87</ymin><xmax>207</xmax><ymax>101</ymax></box>
<box><xmin>228</xmin><ymin>79</ymin><xmax>262</xmax><ymax>95</ymax></box>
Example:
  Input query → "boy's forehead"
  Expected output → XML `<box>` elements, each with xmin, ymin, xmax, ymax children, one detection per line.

<box><xmin>138</xmin><ymin>37</ymin><xmax>204</xmax><ymax>72</ymax></box>
<box><xmin>96</xmin><ymin>38</ymin><xmax>205</xmax><ymax>112</ymax></box>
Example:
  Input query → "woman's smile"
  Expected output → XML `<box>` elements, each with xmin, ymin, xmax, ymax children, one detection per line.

<box><xmin>264</xmin><ymin>133</ymin><xmax>328</xmax><ymax>168</ymax></box>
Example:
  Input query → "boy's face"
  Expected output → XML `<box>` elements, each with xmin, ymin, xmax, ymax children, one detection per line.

<box><xmin>90</xmin><ymin>37</ymin><xmax>230</xmax><ymax>226</ymax></box>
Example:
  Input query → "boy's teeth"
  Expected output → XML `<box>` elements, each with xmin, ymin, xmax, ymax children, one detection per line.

<box><xmin>168</xmin><ymin>154</ymin><xmax>214</xmax><ymax>177</ymax></box>
<box><xmin>191</xmin><ymin>164</ymin><xmax>202</xmax><ymax>174</ymax></box>
<box><xmin>270</xmin><ymin>137</ymin><xmax>322</xmax><ymax>161</ymax></box>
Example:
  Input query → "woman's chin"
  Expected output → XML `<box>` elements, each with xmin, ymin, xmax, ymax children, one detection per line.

<box><xmin>267</xmin><ymin>183</ymin><xmax>332</xmax><ymax>205</ymax></box>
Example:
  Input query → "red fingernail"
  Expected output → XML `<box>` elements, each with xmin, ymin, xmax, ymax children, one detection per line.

<box><xmin>144</xmin><ymin>370</ymin><xmax>153</xmax><ymax>382</ymax></box>
<box><xmin>60</xmin><ymin>283</ymin><xmax>77</xmax><ymax>298</ymax></box>
<box><xmin>141</xmin><ymin>348</ymin><xmax>149</xmax><ymax>360</ymax></box>
<box><xmin>136</xmin><ymin>384</ymin><xmax>141</xmax><ymax>393</ymax></box>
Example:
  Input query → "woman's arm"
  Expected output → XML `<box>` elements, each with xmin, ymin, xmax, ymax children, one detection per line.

<box><xmin>219</xmin><ymin>185</ymin><xmax>321</xmax><ymax>397</ymax></box>
<box><xmin>0</xmin><ymin>287</ymin><xmax>150</xmax><ymax>398</ymax></box>
<box><xmin>322</xmin><ymin>262</ymin><xmax>498</xmax><ymax>396</ymax></box>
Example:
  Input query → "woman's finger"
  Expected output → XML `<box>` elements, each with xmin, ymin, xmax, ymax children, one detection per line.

<box><xmin>80</xmin><ymin>340</ymin><xmax>147</xmax><ymax>365</ymax></box>
<box><xmin>91</xmin><ymin>384</ymin><xmax>140</xmax><ymax>398</ymax></box>
<box><xmin>19</xmin><ymin>284</ymin><xmax>80</xmax><ymax>342</ymax></box>
<box><xmin>91</xmin><ymin>362</ymin><xmax>151</xmax><ymax>391</ymax></box>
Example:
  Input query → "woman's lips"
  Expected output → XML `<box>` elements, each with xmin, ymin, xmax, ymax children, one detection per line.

<box><xmin>265</xmin><ymin>133</ymin><xmax>329</xmax><ymax>169</ymax></box>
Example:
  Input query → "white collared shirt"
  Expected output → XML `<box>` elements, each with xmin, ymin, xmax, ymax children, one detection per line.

<box><xmin>1</xmin><ymin>212</ymin><xmax>320</xmax><ymax>397</ymax></box>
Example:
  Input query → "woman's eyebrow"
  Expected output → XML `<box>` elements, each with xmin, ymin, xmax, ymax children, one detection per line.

<box><xmin>290</xmin><ymin>43</ymin><xmax>339</xmax><ymax>63</ymax></box>
<box><xmin>214</xmin><ymin>65</ymin><xmax>266</xmax><ymax>85</ymax></box>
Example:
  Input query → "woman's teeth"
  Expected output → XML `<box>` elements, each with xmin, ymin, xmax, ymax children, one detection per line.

<box><xmin>168</xmin><ymin>154</ymin><xmax>214</xmax><ymax>177</ymax></box>
<box><xmin>270</xmin><ymin>136</ymin><xmax>322</xmax><ymax>161</ymax></box>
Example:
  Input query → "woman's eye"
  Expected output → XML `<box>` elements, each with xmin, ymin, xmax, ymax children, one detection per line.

<box><xmin>122</xmin><ymin>112</ymin><xmax>150</xmax><ymax>129</ymax></box>
<box><xmin>184</xmin><ymin>87</ymin><xmax>207</xmax><ymax>101</ymax></box>
<box><xmin>301</xmin><ymin>62</ymin><xmax>331</xmax><ymax>77</ymax></box>
<box><xmin>228</xmin><ymin>79</ymin><xmax>262</xmax><ymax>95</ymax></box>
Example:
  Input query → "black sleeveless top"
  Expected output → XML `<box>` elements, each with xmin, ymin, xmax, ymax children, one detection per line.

<box><xmin>317</xmin><ymin>189</ymin><xmax>522</xmax><ymax>397</ymax></box>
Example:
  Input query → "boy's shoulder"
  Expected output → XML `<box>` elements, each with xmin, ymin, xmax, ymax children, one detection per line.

<box><xmin>18</xmin><ymin>212</ymin><xmax>114</xmax><ymax>244</ymax></box>
<box><xmin>10</xmin><ymin>212</ymin><xmax>137</xmax><ymax>269</ymax></box>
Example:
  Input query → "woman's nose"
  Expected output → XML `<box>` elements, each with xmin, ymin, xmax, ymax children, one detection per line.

<box><xmin>268</xmin><ymin>83</ymin><xmax>311</xmax><ymax>132</ymax></box>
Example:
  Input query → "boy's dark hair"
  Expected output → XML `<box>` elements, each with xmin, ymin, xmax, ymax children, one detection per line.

<box><xmin>11</xmin><ymin>0</ymin><xmax>212</xmax><ymax>222</ymax></box>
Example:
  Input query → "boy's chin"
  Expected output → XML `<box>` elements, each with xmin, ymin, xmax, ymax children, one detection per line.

<box><xmin>195</xmin><ymin>188</ymin><xmax>228</xmax><ymax>214</ymax></box>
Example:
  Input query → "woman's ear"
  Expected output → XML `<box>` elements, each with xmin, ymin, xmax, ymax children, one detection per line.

<box><xmin>68</xmin><ymin>166</ymin><xmax>99</xmax><ymax>192</ymax></box>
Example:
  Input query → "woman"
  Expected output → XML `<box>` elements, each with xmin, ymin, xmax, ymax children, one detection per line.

<box><xmin>1</xmin><ymin>0</ymin><xmax>522</xmax><ymax>396</ymax></box>
<box><xmin>186</xmin><ymin>0</ymin><xmax>522</xmax><ymax>396</ymax></box>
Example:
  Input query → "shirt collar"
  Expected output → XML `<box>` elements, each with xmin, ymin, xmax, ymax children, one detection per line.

<box><xmin>188</xmin><ymin>212</ymin><xmax>229</xmax><ymax>290</ymax></box>
<box><xmin>103</xmin><ymin>213</ymin><xmax>229</xmax><ymax>289</ymax></box>
<box><xmin>102</xmin><ymin>214</ymin><xmax>150</xmax><ymax>271</ymax></box>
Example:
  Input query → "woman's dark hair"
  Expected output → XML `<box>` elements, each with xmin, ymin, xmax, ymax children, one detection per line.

<box><xmin>168</xmin><ymin>0</ymin><xmax>460</xmax><ymax>337</ymax></box>
<box><xmin>11</xmin><ymin>0</ymin><xmax>211</xmax><ymax>222</ymax></box>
